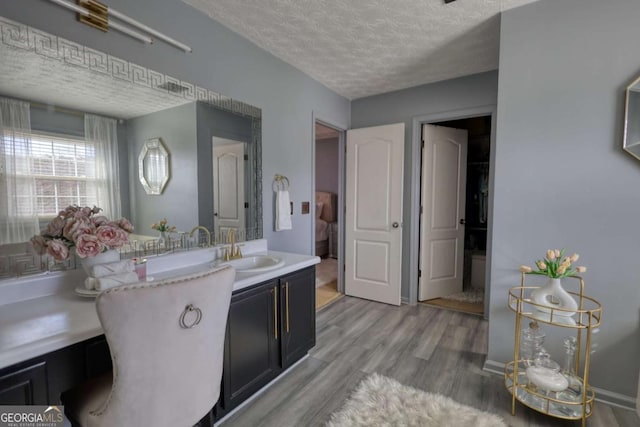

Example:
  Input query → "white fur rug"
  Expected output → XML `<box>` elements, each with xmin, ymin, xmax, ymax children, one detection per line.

<box><xmin>442</xmin><ymin>288</ymin><xmax>484</xmax><ymax>304</ymax></box>
<box><xmin>326</xmin><ymin>373</ymin><xmax>506</xmax><ymax>427</ymax></box>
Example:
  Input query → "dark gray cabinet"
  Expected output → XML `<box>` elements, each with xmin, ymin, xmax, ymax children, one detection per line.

<box><xmin>0</xmin><ymin>361</ymin><xmax>48</xmax><ymax>405</ymax></box>
<box><xmin>219</xmin><ymin>279</ymin><xmax>281</xmax><ymax>415</ymax></box>
<box><xmin>217</xmin><ymin>266</ymin><xmax>316</xmax><ymax>418</ymax></box>
<box><xmin>0</xmin><ymin>335</ymin><xmax>110</xmax><ymax>406</ymax></box>
<box><xmin>280</xmin><ymin>267</ymin><xmax>316</xmax><ymax>369</ymax></box>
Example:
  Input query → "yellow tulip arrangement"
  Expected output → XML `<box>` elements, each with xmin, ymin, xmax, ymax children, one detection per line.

<box><xmin>519</xmin><ymin>248</ymin><xmax>587</xmax><ymax>278</ymax></box>
<box><xmin>151</xmin><ymin>218</ymin><xmax>176</xmax><ymax>233</ymax></box>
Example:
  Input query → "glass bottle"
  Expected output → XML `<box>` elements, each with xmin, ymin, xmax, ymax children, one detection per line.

<box><xmin>557</xmin><ymin>336</ymin><xmax>583</xmax><ymax>403</ymax></box>
<box><xmin>520</xmin><ymin>321</ymin><xmax>546</xmax><ymax>367</ymax></box>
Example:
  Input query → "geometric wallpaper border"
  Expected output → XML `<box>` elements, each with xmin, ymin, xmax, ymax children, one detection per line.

<box><xmin>0</xmin><ymin>16</ymin><xmax>261</xmax><ymax>119</ymax></box>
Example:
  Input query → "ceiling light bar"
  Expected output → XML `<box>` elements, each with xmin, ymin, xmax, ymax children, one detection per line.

<box><xmin>47</xmin><ymin>0</ymin><xmax>152</xmax><ymax>44</ymax></box>
<box><xmin>108</xmin><ymin>8</ymin><xmax>192</xmax><ymax>53</ymax></box>
<box><xmin>46</xmin><ymin>0</ymin><xmax>192</xmax><ymax>52</ymax></box>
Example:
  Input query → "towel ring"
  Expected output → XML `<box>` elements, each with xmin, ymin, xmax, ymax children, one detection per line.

<box><xmin>273</xmin><ymin>174</ymin><xmax>290</xmax><ymax>192</ymax></box>
<box><xmin>179</xmin><ymin>304</ymin><xmax>202</xmax><ymax>329</ymax></box>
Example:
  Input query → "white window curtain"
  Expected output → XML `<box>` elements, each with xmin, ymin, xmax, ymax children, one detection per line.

<box><xmin>84</xmin><ymin>114</ymin><xmax>121</xmax><ymax>219</ymax></box>
<box><xmin>0</xmin><ymin>97</ymin><xmax>40</xmax><ymax>244</ymax></box>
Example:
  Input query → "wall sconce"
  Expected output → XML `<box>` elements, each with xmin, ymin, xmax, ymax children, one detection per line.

<box><xmin>47</xmin><ymin>0</ymin><xmax>192</xmax><ymax>52</ymax></box>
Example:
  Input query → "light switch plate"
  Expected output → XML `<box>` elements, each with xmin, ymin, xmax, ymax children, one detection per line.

<box><xmin>301</xmin><ymin>201</ymin><xmax>310</xmax><ymax>214</ymax></box>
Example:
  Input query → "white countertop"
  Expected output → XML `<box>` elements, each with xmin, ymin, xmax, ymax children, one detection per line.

<box><xmin>0</xmin><ymin>242</ymin><xmax>319</xmax><ymax>370</ymax></box>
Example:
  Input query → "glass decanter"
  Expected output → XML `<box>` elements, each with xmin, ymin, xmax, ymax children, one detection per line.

<box><xmin>554</xmin><ymin>336</ymin><xmax>584</xmax><ymax>417</ymax></box>
<box><xmin>520</xmin><ymin>321</ymin><xmax>546</xmax><ymax>367</ymax></box>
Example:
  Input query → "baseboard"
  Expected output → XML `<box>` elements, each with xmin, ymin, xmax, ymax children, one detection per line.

<box><xmin>591</xmin><ymin>386</ymin><xmax>638</xmax><ymax>411</ymax></box>
<box><xmin>482</xmin><ymin>359</ymin><xmax>637</xmax><ymax>411</ymax></box>
<box><xmin>401</xmin><ymin>296</ymin><xmax>410</xmax><ymax>305</ymax></box>
<box><xmin>482</xmin><ymin>359</ymin><xmax>506</xmax><ymax>376</ymax></box>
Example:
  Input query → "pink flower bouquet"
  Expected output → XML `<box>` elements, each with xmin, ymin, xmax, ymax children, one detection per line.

<box><xmin>30</xmin><ymin>205</ymin><xmax>133</xmax><ymax>262</ymax></box>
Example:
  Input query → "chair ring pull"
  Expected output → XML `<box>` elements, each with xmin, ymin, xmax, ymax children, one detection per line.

<box><xmin>179</xmin><ymin>304</ymin><xmax>202</xmax><ymax>329</ymax></box>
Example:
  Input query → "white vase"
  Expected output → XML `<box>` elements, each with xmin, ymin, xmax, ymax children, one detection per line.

<box><xmin>158</xmin><ymin>231</ymin><xmax>168</xmax><ymax>248</ymax></box>
<box><xmin>79</xmin><ymin>249</ymin><xmax>121</xmax><ymax>275</ymax></box>
<box><xmin>531</xmin><ymin>277</ymin><xmax>578</xmax><ymax>317</ymax></box>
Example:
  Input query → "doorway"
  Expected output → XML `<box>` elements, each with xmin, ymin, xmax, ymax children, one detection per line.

<box><xmin>419</xmin><ymin>116</ymin><xmax>491</xmax><ymax>316</ymax></box>
<box><xmin>314</xmin><ymin>121</ymin><xmax>344</xmax><ymax>310</ymax></box>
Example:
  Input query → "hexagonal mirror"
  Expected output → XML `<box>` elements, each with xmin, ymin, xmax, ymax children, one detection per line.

<box><xmin>623</xmin><ymin>75</ymin><xmax>640</xmax><ymax>160</ymax></box>
<box><xmin>138</xmin><ymin>137</ymin><xmax>170</xmax><ymax>195</ymax></box>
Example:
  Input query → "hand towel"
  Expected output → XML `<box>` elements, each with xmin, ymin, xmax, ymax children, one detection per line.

<box><xmin>85</xmin><ymin>271</ymin><xmax>139</xmax><ymax>291</ymax></box>
<box><xmin>87</xmin><ymin>259</ymin><xmax>135</xmax><ymax>278</ymax></box>
<box><xmin>276</xmin><ymin>190</ymin><xmax>292</xmax><ymax>231</ymax></box>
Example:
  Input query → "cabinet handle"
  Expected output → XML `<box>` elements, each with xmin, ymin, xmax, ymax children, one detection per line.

<box><xmin>272</xmin><ymin>287</ymin><xmax>278</xmax><ymax>340</ymax></box>
<box><xmin>285</xmin><ymin>282</ymin><xmax>290</xmax><ymax>333</ymax></box>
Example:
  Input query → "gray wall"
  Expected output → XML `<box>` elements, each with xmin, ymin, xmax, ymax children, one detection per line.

<box><xmin>490</xmin><ymin>0</ymin><xmax>640</xmax><ymax>400</ymax></box>
<box><xmin>127</xmin><ymin>103</ymin><xmax>198</xmax><ymax>234</ymax></box>
<box><xmin>0</xmin><ymin>0</ymin><xmax>350</xmax><ymax>255</ymax></box>
<box><xmin>315</xmin><ymin>138</ymin><xmax>339</xmax><ymax>195</ymax></box>
<box><xmin>351</xmin><ymin>71</ymin><xmax>498</xmax><ymax>300</ymax></box>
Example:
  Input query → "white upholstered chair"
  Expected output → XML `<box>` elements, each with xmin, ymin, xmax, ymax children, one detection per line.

<box><xmin>63</xmin><ymin>266</ymin><xmax>235</xmax><ymax>427</ymax></box>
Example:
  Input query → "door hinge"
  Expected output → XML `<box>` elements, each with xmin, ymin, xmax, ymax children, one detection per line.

<box><xmin>421</xmin><ymin>139</ymin><xmax>425</xmax><ymax>148</ymax></box>
<box><xmin>244</xmin><ymin>154</ymin><xmax>248</xmax><ymax>161</ymax></box>
<box><xmin>244</xmin><ymin>202</ymin><xmax>249</xmax><ymax>209</ymax></box>
<box><xmin>420</xmin><ymin>205</ymin><xmax>423</xmax><ymax>215</ymax></box>
<box><xmin>418</xmin><ymin>269</ymin><xmax>422</xmax><ymax>278</ymax></box>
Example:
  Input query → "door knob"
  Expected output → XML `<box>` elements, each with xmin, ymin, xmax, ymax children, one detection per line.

<box><xmin>459</xmin><ymin>218</ymin><xmax>466</xmax><ymax>225</ymax></box>
<box><xmin>392</xmin><ymin>222</ymin><xmax>399</xmax><ymax>228</ymax></box>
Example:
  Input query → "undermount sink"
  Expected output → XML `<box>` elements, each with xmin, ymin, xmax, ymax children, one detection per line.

<box><xmin>220</xmin><ymin>255</ymin><xmax>285</xmax><ymax>273</ymax></box>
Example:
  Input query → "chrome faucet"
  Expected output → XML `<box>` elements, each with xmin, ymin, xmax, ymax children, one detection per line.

<box><xmin>224</xmin><ymin>229</ymin><xmax>243</xmax><ymax>261</ymax></box>
<box><xmin>189</xmin><ymin>226</ymin><xmax>211</xmax><ymax>248</ymax></box>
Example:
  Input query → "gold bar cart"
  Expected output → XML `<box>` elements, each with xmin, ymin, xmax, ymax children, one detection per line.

<box><xmin>504</xmin><ymin>273</ymin><xmax>602</xmax><ymax>427</ymax></box>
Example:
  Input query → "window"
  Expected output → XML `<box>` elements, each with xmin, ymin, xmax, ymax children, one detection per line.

<box><xmin>8</xmin><ymin>132</ymin><xmax>99</xmax><ymax>218</ymax></box>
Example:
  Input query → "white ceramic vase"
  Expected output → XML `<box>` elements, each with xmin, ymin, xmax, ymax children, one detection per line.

<box><xmin>531</xmin><ymin>277</ymin><xmax>578</xmax><ymax>317</ymax></box>
<box><xmin>158</xmin><ymin>231</ymin><xmax>168</xmax><ymax>248</ymax></box>
<box><xmin>79</xmin><ymin>249</ymin><xmax>120</xmax><ymax>275</ymax></box>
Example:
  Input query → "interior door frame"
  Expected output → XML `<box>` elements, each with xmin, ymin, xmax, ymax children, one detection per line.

<box><xmin>409</xmin><ymin>105</ymin><xmax>496</xmax><ymax>317</ymax></box>
<box><xmin>312</xmin><ymin>112</ymin><xmax>347</xmax><ymax>294</ymax></box>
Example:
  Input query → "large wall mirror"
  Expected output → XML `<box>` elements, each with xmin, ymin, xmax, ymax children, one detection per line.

<box><xmin>0</xmin><ymin>16</ymin><xmax>262</xmax><ymax>278</ymax></box>
<box><xmin>623</xmin><ymin>74</ymin><xmax>640</xmax><ymax>160</ymax></box>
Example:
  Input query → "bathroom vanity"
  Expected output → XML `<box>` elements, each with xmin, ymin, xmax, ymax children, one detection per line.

<box><xmin>0</xmin><ymin>240</ymin><xmax>319</xmax><ymax>424</ymax></box>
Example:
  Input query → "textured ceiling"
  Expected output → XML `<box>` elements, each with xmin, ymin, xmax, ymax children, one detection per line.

<box><xmin>0</xmin><ymin>39</ymin><xmax>190</xmax><ymax>119</ymax></box>
<box><xmin>184</xmin><ymin>0</ymin><xmax>538</xmax><ymax>99</ymax></box>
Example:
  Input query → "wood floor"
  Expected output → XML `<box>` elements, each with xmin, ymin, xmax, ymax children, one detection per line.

<box><xmin>315</xmin><ymin>280</ymin><xmax>342</xmax><ymax>310</ymax></box>
<box><xmin>422</xmin><ymin>297</ymin><xmax>484</xmax><ymax>316</ymax></box>
<box><xmin>219</xmin><ymin>296</ymin><xmax>639</xmax><ymax>427</ymax></box>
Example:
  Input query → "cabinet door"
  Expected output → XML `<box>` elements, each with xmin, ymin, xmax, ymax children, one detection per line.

<box><xmin>220</xmin><ymin>280</ymin><xmax>281</xmax><ymax>414</ymax></box>
<box><xmin>280</xmin><ymin>267</ymin><xmax>316</xmax><ymax>369</ymax></box>
<box><xmin>0</xmin><ymin>361</ymin><xmax>48</xmax><ymax>405</ymax></box>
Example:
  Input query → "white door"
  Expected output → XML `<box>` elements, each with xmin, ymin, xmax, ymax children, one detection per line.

<box><xmin>345</xmin><ymin>123</ymin><xmax>404</xmax><ymax>306</ymax></box>
<box><xmin>212</xmin><ymin>138</ymin><xmax>245</xmax><ymax>240</ymax></box>
<box><xmin>419</xmin><ymin>124</ymin><xmax>468</xmax><ymax>301</ymax></box>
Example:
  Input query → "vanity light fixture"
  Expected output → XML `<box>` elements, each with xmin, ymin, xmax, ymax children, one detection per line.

<box><xmin>46</xmin><ymin>0</ymin><xmax>192</xmax><ymax>52</ymax></box>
